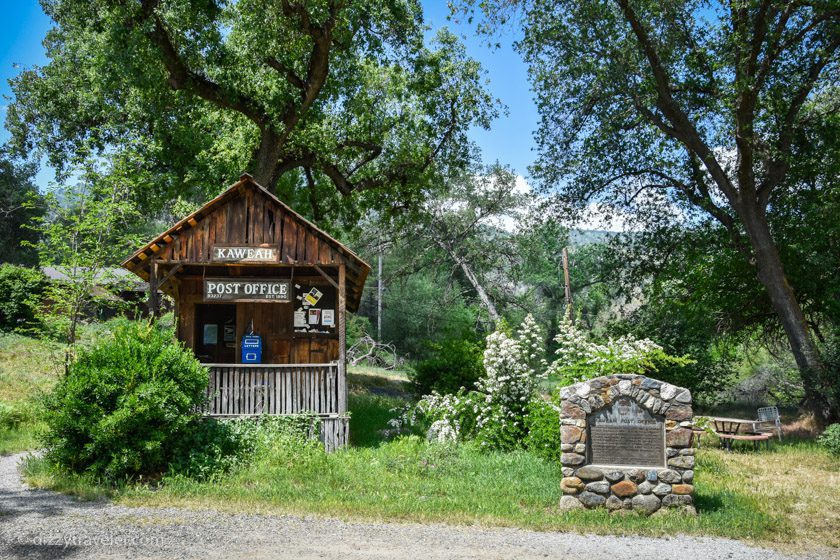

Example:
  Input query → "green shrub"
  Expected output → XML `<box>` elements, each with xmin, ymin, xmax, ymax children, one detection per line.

<box><xmin>0</xmin><ymin>264</ymin><xmax>45</xmax><ymax>331</ymax></box>
<box><xmin>523</xmin><ymin>398</ymin><xmax>561</xmax><ymax>462</ymax></box>
<box><xmin>818</xmin><ymin>424</ymin><xmax>840</xmax><ymax>456</ymax></box>
<box><xmin>411</xmin><ymin>337</ymin><xmax>484</xmax><ymax>396</ymax></box>
<box><xmin>41</xmin><ymin>318</ymin><xmax>208</xmax><ymax>480</ymax></box>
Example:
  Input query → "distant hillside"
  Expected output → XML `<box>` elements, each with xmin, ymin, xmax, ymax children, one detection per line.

<box><xmin>568</xmin><ymin>229</ymin><xmax>616</xmax><ymax>246</ymax></box>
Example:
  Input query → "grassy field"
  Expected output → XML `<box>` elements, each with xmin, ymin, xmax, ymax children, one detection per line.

<box><xmin>0</xmin><ymin>332</ymin><xmax>64</xmax><ymax>454</ymax></box>
<box><xmin>4</xmin><ymin>331</ymin><xmax>840</xmax><ymax>553</ymax></box>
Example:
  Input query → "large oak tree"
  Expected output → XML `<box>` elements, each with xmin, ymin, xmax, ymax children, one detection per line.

<box><xmin>463</xmin><ymin>0</ymin><xmax>840</xmax><ymax>423</ymax></box>
<box><xmin>7</xmin><ymin>0</ymin><xmax>496</xmax><ymax>217</ymax></box>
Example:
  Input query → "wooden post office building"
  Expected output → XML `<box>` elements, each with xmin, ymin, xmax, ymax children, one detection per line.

<box><xmin>122</xmin><ymin>174</ymin><xmax>370</xmax><ymax>450</ymax></box>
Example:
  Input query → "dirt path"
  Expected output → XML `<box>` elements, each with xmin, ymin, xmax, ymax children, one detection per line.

<box><xmin>0</xmin><ymin>453</ymin><xmax>829</xmax><ymax>560</ymax></box>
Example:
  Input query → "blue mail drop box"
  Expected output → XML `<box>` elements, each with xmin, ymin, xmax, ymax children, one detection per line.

<box><xmin>241</xmin><ymin>334</ymin><xmax>262</xmax><ymax>364</ymax></box>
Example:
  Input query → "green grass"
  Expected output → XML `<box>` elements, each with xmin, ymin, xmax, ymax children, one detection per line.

<box><xmin>0</xmin><ymin>332</ymin><xmax>62</xmax><ymax>455</ymax></box>
<box><xmin>27</xmin><ymin>436</ymin><xmax>829</xmax><ymax>547</ymax></box>
<box><xmin>23</xmin><ymin>393</ymin><xmax>840</xmax><ymax>550</ymax></box>
<box><xmin>0</xmin><ymin>423</ymin><xmax>42</xmax><ymax>455</ymax></box>
<box><xmin>0</xmin><ymin>332</ymin><xmax>64</xmax><ymax>404</ymax></box>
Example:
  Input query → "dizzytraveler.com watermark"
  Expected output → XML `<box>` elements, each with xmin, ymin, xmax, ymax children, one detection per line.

<box><xmin>3</xmin><ymin>533</ymin><xmax>163</xmax><ymax>548</ymax></box>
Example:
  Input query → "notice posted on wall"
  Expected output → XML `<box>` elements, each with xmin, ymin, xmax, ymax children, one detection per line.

<box><xmin>303</xmin><ymin>287</ymin><xmax>323</xmax><ymax>306</ymax></box>
<box><xmin>321</xmin><ymin>309</ymin><xmax>335</xmax><ymax>327</ymax></box>
<box><xmin>308</xmin><ymin>308</ymin><xmax>321</xmax><ymax>325</ymax></box>
<box><xmin>294</xmin><ymin>310</ymin><xmax>307</xmax><ymax>328</ymax></box>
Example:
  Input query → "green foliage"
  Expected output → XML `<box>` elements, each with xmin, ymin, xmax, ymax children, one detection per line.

<box><xmin>549</xmin><ymin>313</ymin><xmax>694</xmax><ymax>387</ymax></box>
<box><xmin>8</xmin><ymin>0</ymin><xmax>496</xmax><ymax>220</ymax></box>
<box><xmin>399</xmin><ymin>316</ymin><xmax>546</xmax><ymax>452</ymax></box>
<box><xmin>817</xmin><ymin>331</ymin><xmax>840</xmax><ymax>424</ymax></box>
<box><xmin>817</xmin><ymin>424</ymin><xmax>840</xmax><ymax>457</ymax></box>
<box><xmin>30</xmin><ymin>175</ymin><xmax>141</xmax><ymax>344</ymax></box>
<box><xmin>346</xmin><ymin>314</ymin><xmax>372</xmax><ymax>349</ymax></box>
<box><xmin>41</xmin><ymin>319</ymin><xmax>208</xmax><ymax>481</ymax></box>
<box><xmin>523</xmin><ymin>397</ymin><xmax>561</xmax><ymax>462</ymax></box>
<box><xmin>375</xmin><ymin>267</ymin><xmax>482</xmax><ymax>360</ymax></box>
<box><xmin>411</xmin><ymin>337</ymin><xmax>485</xmax><ymax>396</ymax></box>
<box><xmin>0</xmin><ymin>264</ymin><xmax>45</xmax><ymax>332</ymax></box>
<box><xmin>0</xmin><ymin>150</ymin><xmax>42</xmax><ymax>265</ymax></box>
<box><xmin>28</xmin><ymin>437</ymin><xmax>836</xmax><ymax>545</ymax></box>
<box><xmin>349</xmin><ymin>393</ymin><xmax>413</xmax><ymax>447</ymax></box>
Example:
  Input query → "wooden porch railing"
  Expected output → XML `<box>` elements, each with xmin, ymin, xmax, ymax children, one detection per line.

<box><xmin>203</xmin><ymin>363</ymin><xmax>343</xmax><ymax>416</ymax></box>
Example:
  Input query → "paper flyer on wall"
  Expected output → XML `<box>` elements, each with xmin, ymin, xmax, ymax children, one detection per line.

<box><xmin>308</xmin><ymin>308</ymin><xmax>321</xmax><ymax>325</ymax></box>
<box><xmin>321</xmin><ymin>309</ymin><xmax>335</xmax><ymax>327</ymax></box>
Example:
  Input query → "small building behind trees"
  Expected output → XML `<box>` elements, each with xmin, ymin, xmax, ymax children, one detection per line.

<box><xmin>122</xmin><ymin>174</ymin><xmax>370</xmax><ymax>450</ymax></box>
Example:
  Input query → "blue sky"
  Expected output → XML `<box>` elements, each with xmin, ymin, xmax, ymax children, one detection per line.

<box><xmin>0</xmin><ymin>1</ymin><xmax>539</xmax><ymax>191</ymax></box>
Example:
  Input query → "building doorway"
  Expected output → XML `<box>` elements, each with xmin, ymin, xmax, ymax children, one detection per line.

<box><xmin>194</xmin><ymin>304</ymin><xmax>237</xmax><ymax>363</ymax></box>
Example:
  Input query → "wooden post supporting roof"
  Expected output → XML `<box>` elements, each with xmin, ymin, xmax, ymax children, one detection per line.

<box><xmin>148</xmin><ymin>260</ymin><xmax>159</xmax><ymax>317</ymax></box>
<box><xmin>338</xmin><ymin>262</ymin><xmax>347</xmax><ymax>415</ymax></box>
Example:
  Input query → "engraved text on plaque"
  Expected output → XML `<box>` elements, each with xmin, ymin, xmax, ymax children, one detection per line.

<box><xmin>587</xmin><ymin>397</ymin><xmax>665</xmax><ymax>467</ymax></box>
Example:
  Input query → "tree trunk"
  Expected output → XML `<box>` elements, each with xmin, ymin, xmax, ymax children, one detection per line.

<box><xmin>452</xmin><ymin>251</ymin><xmax>501</xmax><ymax>327</ymax></box>
<box><xmin>251</xmin><ymin>130</ymin><xmax>284</xmax><ymax>191</ymax></box>
<box><xmin>738</xmin><ymin>203</ymin><xmax>830</xmax><ymax>425</ymax></box>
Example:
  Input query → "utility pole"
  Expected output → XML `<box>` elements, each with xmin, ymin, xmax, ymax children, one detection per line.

<box><xmin>562</xmin><ymin>247</ymin><xmax>573</xmax><ymax>323</ymax></box>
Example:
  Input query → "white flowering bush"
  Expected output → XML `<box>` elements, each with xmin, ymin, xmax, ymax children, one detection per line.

<box><xmin>394</xmin><ymin>315</ymin><xmax>547</xmax><ymax>452</ymax></box>
<box><xmin>474</xmin><ymin>315</ymin><xmax>547</xmax><ymax>449</ymax></box>
<box><xmin>549</xmin><ymin>310</ymin><xmax>693</xmax><ymax>386</ymax></box>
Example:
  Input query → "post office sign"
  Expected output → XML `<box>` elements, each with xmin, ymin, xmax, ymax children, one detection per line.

<box><xmin>203</xmin><ymin>278</ymin><xmax>291</xmax><ymax>302</ymax></box>
<box><xmin>211</xmin><ymin>245</ymin><xmax>279</xmax><ymax>263</ymax></box>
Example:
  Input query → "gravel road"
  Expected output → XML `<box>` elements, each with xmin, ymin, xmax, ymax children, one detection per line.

<box><xmin>0</xmin><ymin>453</ymin><xmax>832</xmax><ymax>560</ymax></box>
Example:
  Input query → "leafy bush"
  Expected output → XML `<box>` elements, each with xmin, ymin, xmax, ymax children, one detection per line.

<box><xmin>397</xmin><ymin>316</ymin><xmax>546</xmax><ymax>452</ymax></box>
<box><xmin>549</xmin><ymin>311</ymin><xmax>694</xmax><ymax>386</ymax></box>
<box><xmin>523</xmin><ymin>397</ymin><xmax>561</xmax><ymax>462</ymax></box>
<box><xmin>0</xmin><ymin>264</ymin><xmax>45</xmax><ymax>331</ymax></box>
<box><xmin>411</xmin><ymin>337</ymin><xmax>485</xmax><ymax>396</ymax></box>
<box><xmin>41</xmin><ymin>319</ymin><xmax>208</xmax><ymax>480</ymax></box>
<box><xmin>818</xmin><ymin>424</ymin><xmax>840</xmax><ymax>456</ymax></box>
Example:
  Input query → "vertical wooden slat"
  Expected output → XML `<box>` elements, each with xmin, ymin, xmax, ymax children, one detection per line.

<box><xmin>273</xmin><ymin>368</ymin><xmax>279</xmax><ymax>415</ymax></box>
<box><xmin>222</xmin><ymin>367</ymin><xmax>227</xmax><ymax>416</ymax></box>
<box><xmin>226</xmin><ymin>367</ymin><xmax>231</xmax><ymax>415</ymax></box>
<box><xmin>248</xmin><ymin>369</ymin><xmax>254</xmax><ymax>415</ymax></box>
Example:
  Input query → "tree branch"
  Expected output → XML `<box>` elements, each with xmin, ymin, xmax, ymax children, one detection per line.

<box><xmin>616</xmin><ymin>0</ymin><xmax>739</xmax><ymax>204</ymax></box>
<box><xmin>139</xmin><ymin>1</ymin><xmax>266</xmax><ymax>126</ymax></box>
<box><xmin>264</xmin><ymin>57</ymin><xmax>306</xmax><ymax>91</ymax></box>
<box><xmin>759</xmin><ymin>34</ymin><xmax>840</xmax><ymax>205</ymax></box>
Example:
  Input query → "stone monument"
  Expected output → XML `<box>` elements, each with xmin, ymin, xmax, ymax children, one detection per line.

<box><xmin>559</xmin><ymin>374</ymin><xmax>695</xmax><ymax>514</ymax></box>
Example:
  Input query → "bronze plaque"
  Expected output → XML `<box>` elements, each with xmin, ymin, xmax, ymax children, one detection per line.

<box><xmin>587</xmin><ymin>397</ymin><xmax>665</xmax><ymax>467</ymax></box>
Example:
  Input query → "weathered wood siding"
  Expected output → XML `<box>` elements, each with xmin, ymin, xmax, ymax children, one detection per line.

<box><xmin>155</xmin><ymin>186</ymin><xmax>345</xmax><ymax>266</ymax></box>
<box><xmin>320</xmin><ymin>416</ymin><xmax>350</xmax><ymax>453</ymax></box>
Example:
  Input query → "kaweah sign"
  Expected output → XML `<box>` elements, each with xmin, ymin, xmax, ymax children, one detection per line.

<box><xmin>203</xmin><ymin>278</ymin><xmax>291</xmax><ymax>302</ymax></box>
<box><xmin>211</xmin><ymin>245</ymin><xmax>279</xmax><ymax>263</ymax></box>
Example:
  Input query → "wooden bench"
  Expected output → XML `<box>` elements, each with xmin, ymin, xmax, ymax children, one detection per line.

<box><xmin>716</xmin><ymin>432</ymin><xmax>772</xmax><ymax>451</ymax></box>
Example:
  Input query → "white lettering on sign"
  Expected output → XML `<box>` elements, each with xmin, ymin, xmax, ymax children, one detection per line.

<box><xmin>203</xmin><ymin>278</ymin><xmax>291</xmax><ymax>302</ymax></box>
<box><xmin>211</xmin><ymin>245</ymin><xmax>279</xmax><ymax>263</ymax></box>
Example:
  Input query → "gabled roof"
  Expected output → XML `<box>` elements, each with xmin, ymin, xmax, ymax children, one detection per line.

<box><xmin>121</xmin><ymin>174</ymin><xmax>370</xmax><ymax>310</ymax></box>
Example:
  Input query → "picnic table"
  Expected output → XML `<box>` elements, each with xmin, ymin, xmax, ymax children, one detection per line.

<box><xmin>710</xmin><ymin>417</ymin><xmax>773</xmax><ymax>451</ymax></box>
